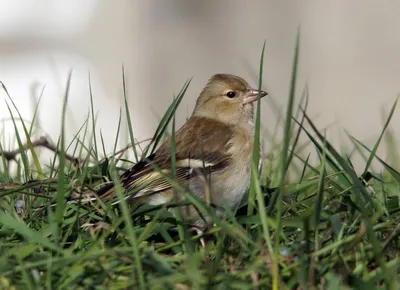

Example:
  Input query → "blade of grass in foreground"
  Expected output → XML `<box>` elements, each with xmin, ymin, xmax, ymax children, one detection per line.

<box><xmin>53</xmin><ymin>71</ymin><xmax>72</xmax><ymax>245</ymax></box>
<box><xmin>313</xmin><ymin>136</ymin><xmax>326</xmax><ymax>257</ymax></box>
<box><xmin>88</xmin><ymin>73</ymin><xmax>99</xmax><ymax>162</ymax></box>
<box><xmin>363</xmin><ymin>97</ymin><xmax>398</xmax><ymax>175</ymax></box>
<box><xmin>5</xmin><ymin>102</ymin><xmax>30</xmax><ymax>181</ymax></box>
<box><xmin>350</xmin><ymin>135</ymin><xmax>400</xmax><ymax>184</ymax></box>
<box><xmin>109</xmin><ymin>106</ymin><xmax>145</xmax><ymax>288</ymax></box>
<box><xmin>251</xmin><ymin>162</ymin><xmax>274</xmax><ymax>255</ymax></box>
<box><xmin>272</xmin><ymin>28</ymin><xmax>300</xmax><ymax>290</ymax></box>
<box><xmin>122</xmin><ymin>65</ymin><xmax>139</xmax><ymax>163</ymax></box>
<box><xmin>285</xmin><ymin>85</ymin><xmax>309</xmax><ymax>173</ymax></box>
<box><xmin>170</xmin><ymin>102</ymin><xmax>190</xmax><ymax>254</ymax></box>
<box><xmin>112</xmin><ymin>109</ymin><xmax>122</xmax><ymax>158</ymax></box>
<box><xmin>0</xmin><ymin>141</ymin><xmax>10</xmax><ymax>178</ymax></box>
<box><xmin>247</xmin><ymin>40</ymin><xmax>265</xmax><ymax>216</ymax></box>
<box><xmin>28</xmin><ymin>85</ymin><xmax>45</xmax><ymax>136</ymax></box>
<box><xmin>145</xmin><ymin>79</ymin><xmax>191</xmax><ymax>157</ymax></box>
<box><xmin>109</xmin><ymin>163</ymin><xmax>145</xmax><ymax>289</ymax></box>
<box><xmin>4</xmin><ymin>88</ymin><xmax>44</xmax><ymax>179</ymax></box>
<box><xmin>247</xmin><ymin>40</ymin><xmax>277</xmax><ymax>276</ymax></box>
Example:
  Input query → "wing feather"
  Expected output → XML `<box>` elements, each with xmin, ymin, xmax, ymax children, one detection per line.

<box><xmin>97</xmin><ymin>116</ymin><xmax>234</xmax><ymax>203</ymax></box>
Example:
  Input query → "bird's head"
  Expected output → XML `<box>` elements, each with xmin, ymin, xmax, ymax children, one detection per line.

<box><xmin>193</xmin><ymin>74</ymin><xmax>267</xmax><ymax>126</ymax></box>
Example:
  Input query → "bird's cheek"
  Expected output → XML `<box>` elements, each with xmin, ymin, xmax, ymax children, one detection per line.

<box><xmin>221</xmin><ymin>103</ymin><xmax>238</xmax><ymax>117</ymax></box>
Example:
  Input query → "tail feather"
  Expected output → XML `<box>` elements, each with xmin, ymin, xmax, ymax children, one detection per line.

<box><xmin>33</xmin><ymin>153</ymin><xmax>157</xmax><ymax>211</ymax></box>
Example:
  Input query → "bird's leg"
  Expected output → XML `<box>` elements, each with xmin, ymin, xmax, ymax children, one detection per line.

<box><xmin>191</xmin><ymin>227</ymin><xmax>206</xmax><ymax>247</ymax></box>
<box><xmin>198</xmin><ymin>229</ymin><xmax>206</xmax><ymax>248</ymax></box>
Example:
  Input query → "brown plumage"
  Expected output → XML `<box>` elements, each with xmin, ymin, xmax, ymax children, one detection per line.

<box><xmin>97</xmin><ymin>73</ymin><xmax>267</xmax><ymax>231</ymax></box>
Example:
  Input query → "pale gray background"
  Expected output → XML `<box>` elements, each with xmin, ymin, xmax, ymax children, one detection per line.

<box><xmin>0</xmin><ymin>1</ymin><xmax>399</xmax><ymax>172</ymax></box>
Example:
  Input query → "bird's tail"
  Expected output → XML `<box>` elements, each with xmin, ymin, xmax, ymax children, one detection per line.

<box><xmin>33</xmin><ymin>154</ymin><xmax>157</xmax><ymax>212</ymax></box>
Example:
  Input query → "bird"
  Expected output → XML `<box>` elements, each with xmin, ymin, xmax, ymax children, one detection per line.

<box><xmin>82</xmin><ymin>74</ymin><xmax>267</xmax><ymax>239</ymax></box>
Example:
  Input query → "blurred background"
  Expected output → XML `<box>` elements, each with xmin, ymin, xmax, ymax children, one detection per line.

<box><xmin>0</xmin><ymin>0</ymin><xmax>400</xmax><ymax>172</ymax></box>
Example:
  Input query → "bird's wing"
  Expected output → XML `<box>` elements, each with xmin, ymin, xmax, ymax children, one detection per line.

<box><xmin>98</xmin><ymin>116</ymin><xmax>234</xmax><ymax>203</ymax></box>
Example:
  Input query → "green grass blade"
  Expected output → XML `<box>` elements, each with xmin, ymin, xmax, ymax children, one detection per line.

<box><xmin>28</xmin><ymin>85</ymin><xmax>45</xmax><ymax>136</ymax></box>
<box><xmin>285</xmin><ymin>85</ymin><xmax>309</xmax><ymax>172</ymax></box>
<box><xmin>53</xmin><ymin>71</ymin><xmax>72</xmax><ymax>245</ymax></box>
<box><xmin>0</xmin><ymin>140</ymin><xmax>10</xmax><ymax>178</ymax></box>
<box><xmin>88</xmin><ymin>73</ymin><xmax>99</xmax><ymax>162</ymax></box>
<box><xmin>363</xmin><ymin>97</ymin><xmax>398</xmax><ymax>174</ymax></box>
<box><xmin>113</xmin><ymin>109</ymin><xmax>122</xmax><ymax>158</ymax></box>
<box><xmin>170</xmin><ymin>100</ymin><xmax>189</xmax><ymax>254</ymax></box>
<box><xmin>122</xmin><ymin>65</ymin><xmax>139</xmax><ymax>163</ymax></box>
<box><xmin>109</xmin><ymin>163</ymin><xmax>146</xmax><ymax>289</ymax></box>
<box><xmin>272</xmin><ymin>29</ymin><xmax>300</xmax><ymax>290</ymax></box>
<box><xmin>5</xmin><ymin>102</ymin><xmax>30</xmax><ymax>180</ymax></box>
<box><xmin>350</xmin><ymin>135</ymin><xmax>400</xmax><ymax>183</ymax></box>
<box><xmin>144</xmin><ymin>79</ymin><xmax>191</xmax><ymax>157</ymax></box>
<box><xmin>314</xmin><ymin>136</ymin><xmax>326</xmax><ymax>253</ymax></box>
<box><xmin>247</xmin><ymin>41</ymin><xmax>265</xmax><ymax>216</ymax></box>
<box><xmin>2</xmin><ymin>82</ymin><xmax>44</xmax><ymax>178</ymax></box>
<box><xmin>252</xmin><ymin>162</ymin><xmax>274</xmax><ymax>255</ymax></box>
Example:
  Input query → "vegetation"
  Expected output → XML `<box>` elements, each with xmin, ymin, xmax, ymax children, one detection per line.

<box><xmin>0</xmin><ymin>33</ymin><xmax>399</xmax><ymax>289</ymax></box>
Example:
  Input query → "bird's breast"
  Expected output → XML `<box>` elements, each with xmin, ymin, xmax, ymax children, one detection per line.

<box><xmin>214</xmin><ymin>127</ymin><xmax>255</xmax><ymax>209</ymax></box>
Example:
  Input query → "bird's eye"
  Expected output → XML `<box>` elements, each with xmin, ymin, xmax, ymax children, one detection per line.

<box><xmin>226</xmin><ymin>91</ymin><xmax>236</xmax><ymax>98</ymax></box>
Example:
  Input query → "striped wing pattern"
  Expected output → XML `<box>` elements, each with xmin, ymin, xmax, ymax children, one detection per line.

<box><xmin>95</xmin><ymin>116</ymin><xmax>235</xmax><ymax>205</ymax></box>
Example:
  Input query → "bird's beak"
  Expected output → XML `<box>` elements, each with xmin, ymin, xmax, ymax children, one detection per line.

<box><xmin>243</xmin><ymin>88</ymin><xmax>268</xmax><ymax>104</ymax></box>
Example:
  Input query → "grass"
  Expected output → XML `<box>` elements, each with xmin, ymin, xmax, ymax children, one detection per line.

<box><xmin>0</xmin><ymin>33</ymin><xmax>399</xmax><ymax>289</ymax></box>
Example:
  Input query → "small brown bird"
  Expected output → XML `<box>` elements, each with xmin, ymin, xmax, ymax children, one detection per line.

<box><xmin>97</xmin><ymin>73</ymin><xmax>267</xmax><ymax>234</ymax></box>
